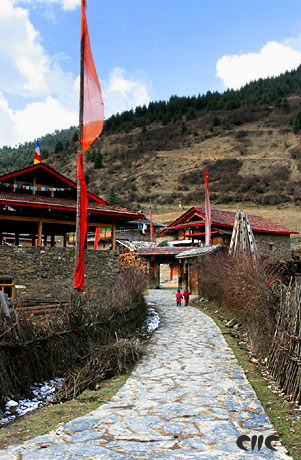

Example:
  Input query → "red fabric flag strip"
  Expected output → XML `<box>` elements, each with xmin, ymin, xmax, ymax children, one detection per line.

<box><xmin>94</xmin><ymin>227</ymin><xmax>101</xmax><ymax>250</ymax></box>
<box><xmin>74</xmin><ymin>153</ymin><xmax>88</xmax><ymax>291</ymax></box>
<box><xmin>80</xmin><ymin>0</ymin><xmax>104</xmax><ymax>154</ymax></box>
<box><xmin>205</xmin><ymin>167</ymin><xmax>211</xmax><ymax>246</ymax></box>
<box><xmin>74</xmin><ymin>0</ymin><xmax>104</xmax><ymax>291</ymax></box>
<box><xmin>150</xmin><ymin>209</ymin><xmax>154</xmax><ymax>243</ymax></box>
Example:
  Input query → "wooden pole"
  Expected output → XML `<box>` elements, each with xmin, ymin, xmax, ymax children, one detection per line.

<box><xmin>112</xmin><ymin>221</ymin><xmax>116</xmax><ymax>250</ymax></box>
<box><xmin>37</xmin><ymin>212</ymin><xmax>43</xmax><ymax>246</ymax></box>
<box><xmin>33</xmin><ymin>176</ymin><xmax>36</xmax><ymax>196</ymax></box>
<box><xmin>75</xmin><ymin>22</ymin><xmax>85</xmax><ymax>272</ymax></box>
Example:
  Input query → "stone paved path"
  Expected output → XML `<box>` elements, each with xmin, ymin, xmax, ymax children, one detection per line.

<box><xmin>0</xmin><ymin>289</ymin><xmax>294</xmax><ymax>460</ymax></box>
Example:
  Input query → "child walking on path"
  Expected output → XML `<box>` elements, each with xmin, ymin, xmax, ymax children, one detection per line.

<box><xmin>176</xmin><ymin>289</ymin><xmax>183</xmax><ymax>306</ymax></box>
<box><xmin>183</xmin><ymin>287</ymin><xmax>191</xmax><ymax>306</ymax></box>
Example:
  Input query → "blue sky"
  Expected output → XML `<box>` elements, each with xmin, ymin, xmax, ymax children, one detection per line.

<box><xmin>1</xmin><ymin>0</ymin><xmax>301</xmax><ymax>147</ymax></box>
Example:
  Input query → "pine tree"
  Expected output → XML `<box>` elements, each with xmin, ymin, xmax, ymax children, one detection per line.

<box><xmin>94</xmin><ymin>151</ymin><xmax>103</xmax><ymax>169</ymax></box>
<box><xmin>107</xmin><ymin>187</ymin><xmax>118</xmax><ymax>205</ymax></box>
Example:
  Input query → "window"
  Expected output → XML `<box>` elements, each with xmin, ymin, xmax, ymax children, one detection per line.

<box><xmin>0</xmin><ymin>279</ymin><xmax>14</xmax><ymax>299</ymax></box>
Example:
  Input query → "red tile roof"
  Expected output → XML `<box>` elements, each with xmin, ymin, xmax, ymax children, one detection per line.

<box><xmin>0</xmin><ymin>191</ymin><xmax>140</xmax><ymax>219</ymax></box>
<box><xmin>0</xmin><ymin>162</ymin><xmax>106</xmax><ymax>204</ymax></box>
<box><xmin>161</xmin><ymin>207</ymin><xmax>298</xmax><ymax>235</ymax></box>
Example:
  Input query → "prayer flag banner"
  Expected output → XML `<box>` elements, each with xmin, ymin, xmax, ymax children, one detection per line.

<box><xmin>205</xmin><ymin>167</ymin><xmax>211</xmax><ymax>246</ymax></box>
<box><xmin>0</xmin><ymin>182</ymin><xmax>72</xmax><ymax>192</ymax></box>
<box><xmin>150</xmin><ymin>209</ymin><xmax>154</xmax><ymax>242</ymax></box>
<box><xmin>80</xmin><ymin>0</ymin><xmax>104</xmax><ymax>153</ymax></box>
<box><xmin>74</xmin><ymin>0</ymin><xmax>104</xmax><ymax>291</ymax></box>
<box><xmin>74</xmin><ymin>153</ymin><xmax>88</xmax><ymax>291</ymax></box>
<box><xmin>34</xmin><ymin>139</ymin><xmax>41</xmax><ymax>164</ymax></box>
<box><xmin>94</xmin><ymin>227</ymin><xmax>101</xmax><ymax>250</ymax></box>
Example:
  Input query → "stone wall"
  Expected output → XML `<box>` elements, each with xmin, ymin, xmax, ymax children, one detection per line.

<box><xmin>0</xmin><ymin>246</ymin><xmax>119</xmax><ymax>302</ymax></box>
<box><xmin>255</xmin><ymin>233</ymin><xmax>291</xmax><ymax>259</ymax></box>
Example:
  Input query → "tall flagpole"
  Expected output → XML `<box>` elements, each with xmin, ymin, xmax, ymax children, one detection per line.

<box><xmin>75</xmin><ymin>14</ymin><xmax>85</xmax><ymax>275</ymax></box>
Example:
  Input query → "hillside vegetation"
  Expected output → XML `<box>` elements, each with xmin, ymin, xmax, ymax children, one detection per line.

<box><xmin>0</xmin><ymin>66</ymin><xmax>301</xmax><ymax>236</ymax></box>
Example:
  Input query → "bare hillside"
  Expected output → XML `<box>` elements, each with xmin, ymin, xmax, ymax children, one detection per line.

<box><xmin>48</xmin><ymin>96</ymin><xmax>301</xmax><ymax>237</ymax></box>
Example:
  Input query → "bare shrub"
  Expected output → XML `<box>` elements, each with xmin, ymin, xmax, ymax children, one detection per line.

<box><xmin>198</xmin><ymin>252</ymin><xmax>283</xmax><ymax>355</ymax></box>
<box><xmin>235</xmin><ymin>130</ymin><xmax>248</xmax><ymax>139</ymax></box>
<box><xmin>0</xmin><ymin>267</ymin><xmax>147</xmax><ymax>407</ymax></box>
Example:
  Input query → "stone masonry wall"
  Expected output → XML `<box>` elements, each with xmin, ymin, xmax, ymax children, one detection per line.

<box><xmin>0</xmin><ymin>247</ymin><xmax>119</xmax><ymax>302</ymax></box>
<box><xmin>255</xmin><ymin>233</ymin><xmax>291</xmax><ymax>259</ymax></box>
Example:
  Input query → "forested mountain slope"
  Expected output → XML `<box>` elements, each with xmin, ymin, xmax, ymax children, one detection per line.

<box><xmin>0</xmin><ymin>66</ymin><xmax>300</xmax><ymax>236</ymax></box>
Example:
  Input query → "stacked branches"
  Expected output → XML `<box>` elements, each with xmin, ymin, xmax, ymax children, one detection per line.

<box><xmin>119</xmin><ymin>252</ymin><xmax>146</xmax><ymax>271</ymax></box>
<box><xmin>268</xmin><ymin>284</ymin><xmax>301</xmax><ymax>402</ymax></box>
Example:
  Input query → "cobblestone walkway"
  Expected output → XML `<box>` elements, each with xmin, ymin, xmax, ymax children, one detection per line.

<box><xmin>0</xmin><ymin>289</ymin><xmax>293</xmax><ymax>460</ymax></box>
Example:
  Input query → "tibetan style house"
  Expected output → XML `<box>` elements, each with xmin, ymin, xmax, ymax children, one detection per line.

<box><xmin>138</xmin><ymin>207</ymin><xmax>298</xmax><ymax>294</ymax></box>
<box><xmin>160</xmin><ymin>207</ymin><xmax>298</xmax><ymax>258</ymax></box>
<box><xmin>0</xmin><ymin>163</ymin><xmax>141</xmax><ymax>301</ymax></box>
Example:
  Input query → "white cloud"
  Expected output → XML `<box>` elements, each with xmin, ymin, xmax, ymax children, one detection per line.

<box><xmin>103</xmin><ymin>67</ymin><xmax>151</xmax><ymax>118</ymax></box>
<box><xmin>14</xmin><ymin>96</ymin><xmax>78</xmax><ymax>140</ymax></box>
<box><xmin>0</xmin><ymin>2</ymin><xmax>151</xmax><ymax>147</ymax></box>
<box><xmin>0</xmin><ymin>0</ymin><xmax>48</xmax><ymax>95</ymax></box>
<box><xmin>0</xmin><ymin>0</ymin><xmax>78</xmax><ymax>146</ymax></box>
<box><xmin>216</xmin><ymin>41</ymin><xmax>301</xmax><ymax>90</ymax></box>
<box><xmin>15</xmin><ymin>0</ymin><xmax>80</xmax><ymax>11</ymax></box>
<box><xmin>0</xmin><ymin>92</ymin><xmax>78</xmax><ymax>146</ymax></box>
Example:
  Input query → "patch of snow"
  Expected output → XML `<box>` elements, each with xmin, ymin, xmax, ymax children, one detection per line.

<box><xmin>143</xmin><ymin>307</ymin><xmax>160</xmax><ymax>334</ymax></box>
<box><xmin>0</xmin><ymin>377</ymin><xmax>63</xmax><ymax>425</ymax></box>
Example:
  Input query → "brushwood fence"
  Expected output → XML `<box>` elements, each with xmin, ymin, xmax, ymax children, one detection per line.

<box><xmin>267</xmin><ymin>283</ymin><xmax>301</xmax><ymax>402</ymax></box>
<box><xmin>0</xmin><ymin>267</ymin><xmax>147</xmax><ymax>410</ymax></box>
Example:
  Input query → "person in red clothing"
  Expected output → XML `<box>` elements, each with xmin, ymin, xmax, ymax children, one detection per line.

<box><xmin>183</xmin><ymin>287</ymin><xmax>191</xmax><ymax>306</ymax></box>
<box><xmin>176</xmin><ymin>289</ymin><xmax>183</xmax><ymax>306</ymax></box>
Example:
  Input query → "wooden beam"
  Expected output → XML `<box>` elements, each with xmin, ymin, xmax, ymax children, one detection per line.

<box><xmin>0</xmin><ymin>214</ymin><xmax>112</xmax><ymax>228</ymax></box>
<box><xmin>37</xmin><ymin>212</ymin><xmax>43</xmax><ymax>246</ymax></box>
<box><xmin>15</xmin><ymin>233</ymin><xmax>19</xmax><ymax>246</ymax></box>
<box><xmin>33</xmin><ymin>176</ymin><xmax>36</xmax><ymax>196</ymax></box>
<box><xmin>51</xmin><ymin>234</ymin><xmax>55</xmax><ymax>247</ymax></box>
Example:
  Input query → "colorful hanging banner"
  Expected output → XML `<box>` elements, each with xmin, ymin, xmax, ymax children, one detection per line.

<box><xmin>0</xmin><ymin>182</ymin><xmax>72</xmax><ymax>192</ymax></box>
<box><xmin>34</xmin><ymin>139</ymin><xmax>41</xmax><ymax>164</ymax></box>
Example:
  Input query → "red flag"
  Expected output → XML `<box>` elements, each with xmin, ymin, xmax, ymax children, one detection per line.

<box><xmin>74</xmin><ymin>154</ymin><xmax>88</xmax><ymax>291</ymax></box>
<box><xmin>205</xmin><ymin>167</ymin><xmax>211</xmax><ymax>246</ymax></box>
<box><xmin>94</xmin><ymin>227</ymin><xmax>101</xmax><ymax>250</ymax></box>
<box><xmin>80</xmin><ymin>0</ymin><xmax>104</xmax><ymax>153</ymax></box>
<box><xmin>74</xmin><ymin>0</ymin><xmax>104</xmax><ymax>291</ymax></box>
<box><xmin>150</xmin><ymin>209</ymin><xmax>154</xmax><ymax>243</ymax></box>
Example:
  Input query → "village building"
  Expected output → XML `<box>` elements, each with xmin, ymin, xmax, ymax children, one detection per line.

<box><xmin>0</xmin><ymin>163</ymin><xmax>141</xmax><ymax>301</ymax></box>
<box><xmin>138</xmin><ymin>206</ymin><xmax>298</xmax><ymax>294</ymax></box>
<box><xmin>160</xmin><ymin>206</ymin><xmax>298</xmax><ymax>258</ymax></box>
